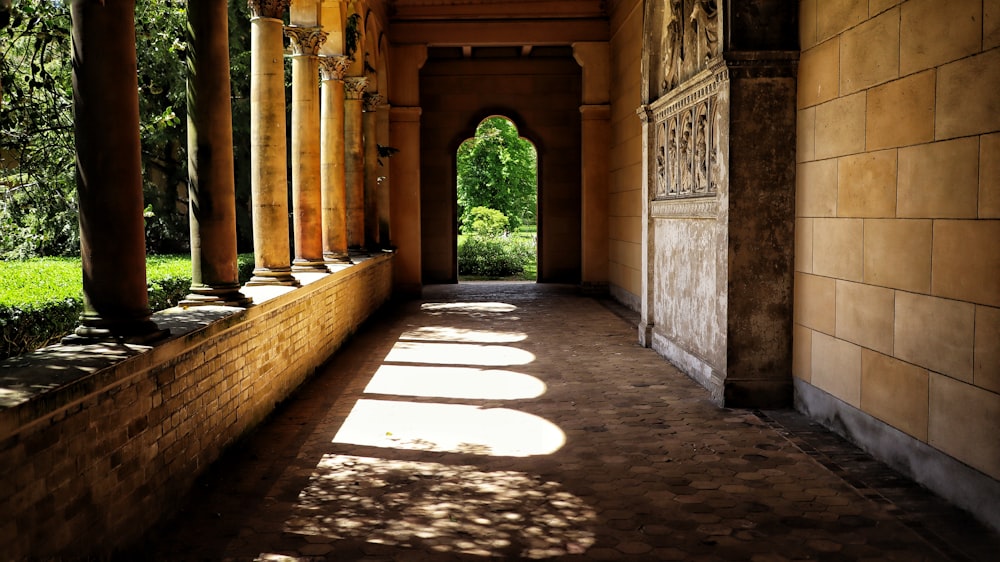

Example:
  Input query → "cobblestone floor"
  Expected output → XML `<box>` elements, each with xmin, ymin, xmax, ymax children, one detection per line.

<box><xmin>133</xmin><ymin>283</ymin><xmax>1000</xmax><ymax>561</ymax></box>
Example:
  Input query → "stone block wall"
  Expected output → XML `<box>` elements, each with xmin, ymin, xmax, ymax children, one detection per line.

<box><xmin>0</xmin><ymin>256</ymin><xmax>393</xmax><ymax>558</ymax></box>
<box><xmin>607</xmin><ymin>0</ymin><xmax>644</xmax><ymax>311</ymax></box>
<box><xmin>795</xmin><ymin>0</ymin><xmax>1000</xmax><ymax>529</ymax></box>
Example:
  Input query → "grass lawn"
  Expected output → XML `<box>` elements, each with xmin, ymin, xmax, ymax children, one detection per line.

<box><xmin>0</xmin><ymin>254</ymin><xmax>252</xmax><ymax>307</ymax></box>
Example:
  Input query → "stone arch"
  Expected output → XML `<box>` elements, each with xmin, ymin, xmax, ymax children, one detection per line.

<box><xmin>453</xmin><ymin>113</ymin><xmax>539</xmax><ymax>265</ymax></box>
<box><xmin>418</xmin><ymin>50</ymin><xmax>582</xmax><ymax>285</ymax></box>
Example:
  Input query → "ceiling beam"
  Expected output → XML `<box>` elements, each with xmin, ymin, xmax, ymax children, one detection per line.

<box><xmin>388</xmin><ymin>18</ymin><xmax>609</xmax><ymax>46</ymax></box>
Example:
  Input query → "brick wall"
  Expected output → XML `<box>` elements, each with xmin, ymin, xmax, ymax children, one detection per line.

<box><xmin>795</xmin><ymin>0</ymin><xmax>999</xmax><ymax>500</ymax></box>
<box><xmin>0</xmin><ymin>255</ymin><xmax>393</xmax><ymax>558</ymax></box>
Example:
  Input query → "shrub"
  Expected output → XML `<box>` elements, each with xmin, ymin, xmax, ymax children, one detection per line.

<box><xmin>458</xmin><ymin>235</ymin><xmax>534</xmax><ymax>278</ymax></box>
<box><xmin>0</xmin><ymin>253</ymin><xmax>256</xmax><ymax>360</ymax></box>
<box><xmin>460</xmin><ymin>206</ymin><xmax>509</xmax><ymax>237</ymax></box>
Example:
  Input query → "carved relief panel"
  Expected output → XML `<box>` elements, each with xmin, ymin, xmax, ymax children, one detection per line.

<box><xmin>657</xmin><ymin>0</ymin><xmax>720</xmax><ymax>96</ymax></box>
<box><xmin>651</xmin><ymin>70</ymin><xmax>725</xmax><ymax>201</ymax></box>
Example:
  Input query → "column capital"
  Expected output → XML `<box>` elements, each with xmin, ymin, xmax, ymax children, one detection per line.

<box><xmin>319</xmin><ymin>55</ymin><xmax>351</xmax><ymax>81</ymax></box>
<box><xmin>636</xmin><ymin>104</ymin><xmax>652</xmax><ymax>123</ymax></box>
<box><xmin>248</xmin><ymin>0</ymin><xmax>290</xmax><ymax>20</ymax></box>
<box><xmin>363</xmin><ymin>92</ymin><xmax>383</xmax><ymax>112</ymax></box>
<box><xmin>580</xmin><ymin>104</ymin><xmax>611</xmax><ymax>120</ymax></box>
<box><xmin>284</xmin><ymin>25</ymin><xmax>327</xmax><ymax>56</ymax></box>
<box><xmin>344</xmin><ymin>76</ymin><xmax>369</xmax><ymax>100</ymax></box>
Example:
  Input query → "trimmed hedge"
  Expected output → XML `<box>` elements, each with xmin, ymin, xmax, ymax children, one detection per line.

<box><xmin>457</xmin><ymin>235</ymin><xmax>535</xmax><ymax>278</ymax></box>
<box><xmin>0</xmin><ymin>254</ymin><xmax>255</xmax><ymax>361</ymax></box>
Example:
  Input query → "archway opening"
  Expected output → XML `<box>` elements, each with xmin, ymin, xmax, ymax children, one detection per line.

<box><xmin>455</xmin><ymin>116</ymin><xmax>538</xmax><ymax>282</ymax></box>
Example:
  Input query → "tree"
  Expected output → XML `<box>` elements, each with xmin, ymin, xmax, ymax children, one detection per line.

<box><xmin>456</xmin><ymin>116</ymin><xmax>536</xmax><ymax>233</ymax></box>
<box><xmin>1</xmin><ymin>1</ymin><xmax>256</xmax><ymax>258</ymax></box>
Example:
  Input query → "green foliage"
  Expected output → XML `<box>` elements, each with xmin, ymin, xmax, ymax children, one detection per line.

<box><xmin>457</xmin><ymin>235</ymin><xmax>535</xmax><ymax>278</ymax></box>
<box><xmin>136</xmin><ymin>0</ymin><xmax>190</xmax><ymax>254</ymax></box>
<box><xmin>0</xmin><ymin>1</ymin><xmax>77</xmax><ymax>258</ymax></box>
<box><xmin>0</xmin><ymin>253</ymin><xmax>255</xmax><ymax>360</ymax></box>
<box><xmin>456</xmin><ymin>117</ymin><xmax>537</xmax><ymax>233</ymax></box>
<box><xmin>1</xmin><ymin>1</ymin><xmax>257</xmax><ymax>258</ymax></box>
<box><xmin>460</xmin><ymin>206</ymin><xmax>509</xmax><ymax>237</ymax></box>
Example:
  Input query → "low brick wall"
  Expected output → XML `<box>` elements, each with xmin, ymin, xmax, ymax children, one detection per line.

<box><xmin>0</xmin><ymin>255</ymin><xmax>393</xmax><ymax>558</ymax></box>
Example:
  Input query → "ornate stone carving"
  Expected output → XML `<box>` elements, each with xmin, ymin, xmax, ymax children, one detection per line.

<box><xmin>657</xmin><ymin>0</ymin><xmax>721</xmax><ymax>96</ymax></box>
<box><xmin>655</xmin><ymin>122</ymin><xmax>667</xmax><ymax>198</ymax></box>
<box><xmin>343</xmin><ymin>77</ymin><xmax>369</xmax><ymax>100</ymax></box>
<box><xmin>650</xmin><ymin>197</ymin><xmax>719</xmax><ymax>219</ymax></box>
<box><xmin>362</xmin><ymin>92</ymin><xmax>383</xmax><ymax>112</ymax></box>
<box><xmin>248</xmin><ymin>0</ymin><xmax>290</xmax><ymax>20</ymax></box>
<box><xmin>319</xmin><ymin>55</ymin><xmax>351</xmax><ymax>81</ymax></box>
<box><xmin>284</xmin><ymin>26</ymin><xmax>327</xmax><ymax>56</ymax></box>
<box><xmin>650</xmin><ymin>66</ymin><xmax>725</xmax><ymax>200</ymax></box>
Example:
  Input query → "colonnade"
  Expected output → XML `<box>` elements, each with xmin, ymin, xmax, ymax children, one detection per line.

<box><xmin>64</xmin><ymin>0</ymin><xmax>387</xmax><ymax>343</ymax></box>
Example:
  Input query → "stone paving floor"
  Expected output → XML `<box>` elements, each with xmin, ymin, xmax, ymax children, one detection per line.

<box><xmin>132</xmin><ymin>283</ymin><xmax>1000</xmax><ymax>561</ymax></box>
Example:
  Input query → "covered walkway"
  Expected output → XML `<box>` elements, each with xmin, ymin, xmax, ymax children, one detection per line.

<box><xmin>135</xmin><ymin>284</ymin><xmax>1000</xmax><ymax>561</ymax></box>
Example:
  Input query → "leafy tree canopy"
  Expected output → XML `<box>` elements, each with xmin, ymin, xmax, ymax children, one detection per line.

<box><xmin>456</xmin><ymin>116</ymin><xmax>536</xmax><ymax>233</ymax></box>
<box><xmin>1</xmin><ymin>1</ymin><xmax>254</xmax><ymax>259</ymax></box>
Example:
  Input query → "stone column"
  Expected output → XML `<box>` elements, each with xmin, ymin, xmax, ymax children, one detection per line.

<box><xmin>182</xmin><ymin>0</ymin><xmax>250</xmax><ymax>308</ymax></box>
<box><xmin>343</xmin><ymin>76</ymin><xmax>368</xmax><ymax>250</ymax></box>
<box><xmin>285</xmin><ymin>25</ymin><xmax>329</xmax><ymax>272</ymax></box>
<box><xmin>246</xmin><ymin>0</ymin><xmax>298</xmax><ymax>287</ymax></box>
<box><xmin>65</xmin><ymin>0</ymin><xmax>167</xmax><ymax>343</ymax></box>
<box><xmin>319</xmin><ymin>55</ymin><xmax>352</xmax><ymax>263</ymax></box>
<box><xmin>362</xmin><ymin>91</ymin><xmax>382</xmax><ymax>251</ymax></box>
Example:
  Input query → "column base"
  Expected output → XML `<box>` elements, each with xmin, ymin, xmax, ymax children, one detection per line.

<box><xmin>62</xmin><ymin>317</ymin><xmax>170</xmax><ymax>346</ymax></box>
<box><xmin>245</xmin><ymin>267</ymin><xmax>301</xmax><ymax>287</ymax></box>
<box><xmin>638</xmin><ymin>321</ymin><xmax>654</xmax><ymax>348</ymax></box>
<box><xmin>179</xmin><ymin>286</ymin><xmax>252</xmax><ymax>308</ymax></box>
<box><xmin>291</xmin><ymin>258</ymin><xmax>330</xmax><ymax>272</ymax></box>
<box><xmin>324</xmin><ymin>252</ymin><xmax>354</xmax><ymax>264</ymax></box>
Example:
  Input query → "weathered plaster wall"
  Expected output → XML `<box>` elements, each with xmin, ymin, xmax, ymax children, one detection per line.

<box><xmin>795</xmin><ymin>0</ymin><xmax>1000</xmax><ymax>529</ymax></box>
<box><xmin>640</xmin><ymin>1</ymin><xmax>797</xmax><ymax>408</ymax></box>
<box><xmin>418</xmin><ymin>54</ymin><xmax>582</xmax><ymax>284</ymax></box>
<box><xmin>608</xmin><ymin>0</ymin><xmax>644</xmax><ymax>309</ymax></box>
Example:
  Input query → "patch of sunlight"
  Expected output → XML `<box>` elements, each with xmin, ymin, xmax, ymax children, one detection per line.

<box><xmin>421</xmin><ymin>302</ymin><xmax>517</xmax><ymax>315</ymax></box>
<box><xmin>0</xmin><ymin>387</ymin><xmax>35</xmax><ymax>409</ymax></box>
<box><xmin>333</xmin><ymin>400</ymin><xmax>565</xmax><ymax>457</ymax></box>
<box><xmin>285</xmin><ymin>455</ymin><xmax>596</xmax><ymax>559</ymax></box>
<box><xmin>385</xmin><ymin>341</ymin><xmax>535</xmax><ymax>366</ymax></box>
<box><xmin>400</xmin><ymin>326</ymin><xmax>527</xmax><ymax>343</ymax></box>
<box><xmin>365</xmin><ymin>365</ymin><xmax>546</xmax><ymax>400</ymax></box>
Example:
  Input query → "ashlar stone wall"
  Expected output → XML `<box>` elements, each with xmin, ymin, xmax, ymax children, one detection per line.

<box><xmin>608</xmin><ymin>0</ymin><xmax>645</xmax><ymax>310</ymax></box>
<box><xmin>0</xmin><ymin>256</ymin><xmax>393</xmax><ymax>558</ymax></box>
<box><xmin>794</xmin><ymin>0</ymin><xmax>1000</xmax><ymax>530</ymax></box>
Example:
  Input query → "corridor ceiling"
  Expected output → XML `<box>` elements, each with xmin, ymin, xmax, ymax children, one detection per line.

<box><xmin>386</xmin><ymin>0</ymin><xmax>610</xmax><ymax>49</ymax></box>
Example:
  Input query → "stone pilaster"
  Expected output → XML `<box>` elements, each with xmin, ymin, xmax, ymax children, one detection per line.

<box><xmin>182</xmin><ymin>0</ymin><xmax>250</xmax><ymax>308</ymax></box>
<box><xmin>376</xmin><ymin>101</ymin><xmax>392</xmax><ymax>249</ymax></box>
<box><xmin>636</xmin><ymin>104</ymin><xmax>655</xmax><ymax>348</ymax></box>
<box><xmin>246</xmin><ymin>0</ymin><xmax>298</xmax><ymax>286</ymax></box>
<box><xmin>65</xmin><ymin>0</ymin><xmax>167</xmax><ymax>344</ymax></box>
<box><xmin>343</xmin><ymin>76</ymin><xmax>368</xmax><ymax>250</ymax></box>
<box><xmin>319</xmin><ymin>55</ymin><xmax>352</xmax><ymax>263</ymax></box>
<box><xmin>362</xmin><ymin>91</ymin><xmax>382</xmax><ymax>251</ymax></box>
<box><xmin>285</xmin><ymin>25</ymin><xmax>329</xmax><ymax>272</ymax></box>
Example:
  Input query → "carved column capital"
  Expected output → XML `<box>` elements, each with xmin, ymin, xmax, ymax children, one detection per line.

<box><xmin>284</xmin><ymin>26</ymin><xmax>327</xmax><ymax>56</ymax></box>
<box><xmin>248</xmin><ymin>0</ymin><xmax>290</xmax><ymax>20</ymax></box>
<box><xmin>636</xmin><ymin>104</ymin><xmax>652</xmax><ymax>123</ymax></box>
<box><xmin>344</xmin><ymin>77</ymin><xmax>369</xmax><ymax>100</ymax></box>
<box><xmin>362</xmin><ymin>92</ymin><xmax>383</xmax><ymax>112</ymax></box>
<box><xmin>319</xmin><ymin>55</ymin><xmax>351</xmax><ymax>81</ymax></box>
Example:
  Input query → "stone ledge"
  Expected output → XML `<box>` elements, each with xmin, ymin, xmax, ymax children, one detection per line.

<box><xmin>0</xmin><ymin>254</ymin><xmax>392</xmax><ymax>440</ymax></box>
